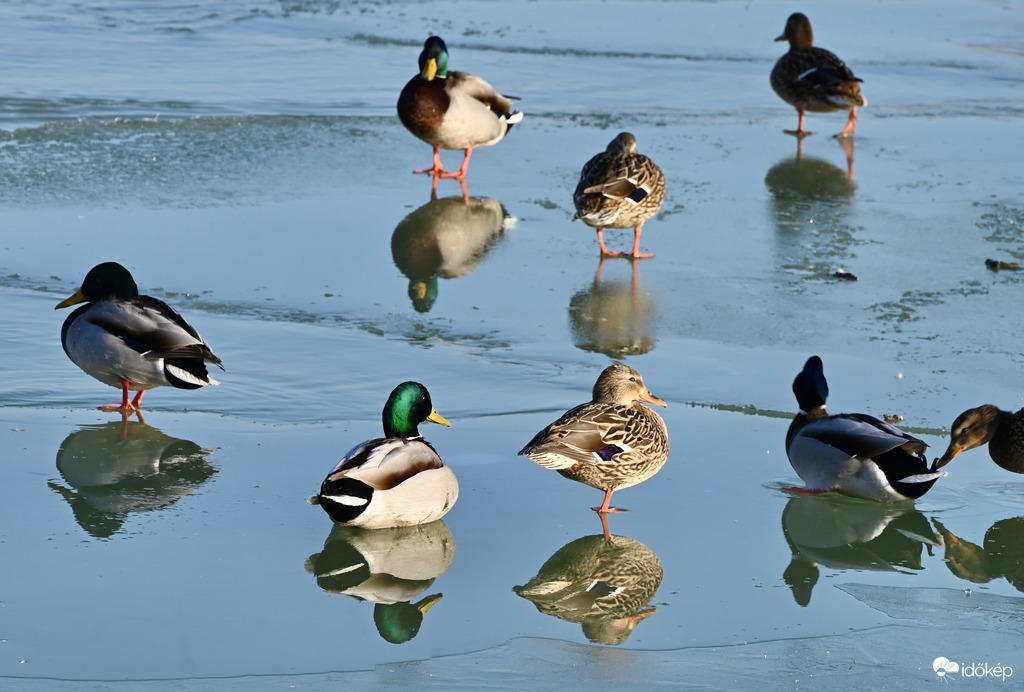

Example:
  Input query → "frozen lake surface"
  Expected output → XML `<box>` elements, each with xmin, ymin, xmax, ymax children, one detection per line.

<box><xmin>2</xmin><ymin>0</ymin><xmax>1024</xmax><ymax>688</ymax></box>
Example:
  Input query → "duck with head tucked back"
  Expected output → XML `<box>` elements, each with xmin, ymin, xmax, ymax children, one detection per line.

<box><xmin>55</xmin><ymin>261</ymin><xmax>223</xmax><ymax>412</ymax></box>
<box><xmin>936</xmin><ymin>405</ymin><xmax>1024</xmax><ymax>473</ymax></box>
<box><xmin>519</xmin><ymin>363</ymin><xmax>669</xmax><ymax>513</ymax></box>
<box><xmin>573</xmin><ymin>132</ymin><xmax>666</xmax><ymax>259</ymax></box>
<box><xmin>397</xmin><ymin>36</ymin><xmax>523</xmax><ymax>180</ymax></box>
<box><xmin>771</xmin><ymin>13</ymin><xmax>867</xmax><ymax>137</ymax></box>
<box><xmin>312</xmin><ymin>381</ymin><xmax>458</xmax><ymax>529</ymax></box>
<box><xmin>786</xmin><ymin>356</ymin><xmax>945</xmax><ymax>501</ymax></box>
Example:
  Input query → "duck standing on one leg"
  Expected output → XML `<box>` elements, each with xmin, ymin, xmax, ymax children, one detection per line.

<box><xmin>786</xmin><ymin>355</ymin><xmax>945</xmax><ymax>501</ymax></box>
<box><xmin>936</xmin><ymin>405</ymin><xmax>1024</xmax><ymax>473</ymax></box>
<box><xmin>312</xmin><ymin>382</ymin><xmax>458</xmax><ymax>529</ymax></box>
<box><xmin>55</xmin><ymin>261</ymin><xmax>223</xmax><ymax>412</ymax></box>
<box><xmin>771</xmin><ymin>13</ymin><xmax>867</xmax><ymax>138</ymax></box>
<box><xmin>397</xmin><ymin>36</ymin><xmax>523</xmax><ymax>180</ymax></box>
<box><xmin>519</xmin><ymin>363</ymin><xmax>669</xmax><ymax>513</ymax></box>
<box><xmin>573</xmin><ymin>132</ymin><xmax>666</xmax><ymax>259</ymax></box>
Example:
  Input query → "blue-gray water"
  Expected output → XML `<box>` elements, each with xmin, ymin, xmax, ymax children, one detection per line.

<box><xmin>2</xmin><ymin>0</ymin><xmax>1024</xmax><ymax>689</ymax></box>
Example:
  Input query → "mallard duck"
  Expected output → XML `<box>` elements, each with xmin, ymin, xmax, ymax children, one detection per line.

<box><xmin>55</xmin><ymin>262</ymin><xmax>223</xmax><ymax>412</ymax></box>
<box><xmin>397</xmin><ymin>36</ymin><xmax>523</xmax><ymax>179</ymax></box>
<box><xmin>312</xmin><ymin>382</ymin><xmax>457</xmax><ymax>529</ymax></box>
<box><xmin>390</xmin><ymin>195</ymin><xmax>510</xmax><ymax>313</ymax></box>
<box><xmin>936</xmin><ymin>405</ymin><xmax>1024</xmax><ymax>473</ymax></box>
<box><xmin>518</xmin><ymin>363</ymin><xmax>669</xmax><ymax>513</ymax></box>
<box><xmin>771</xmin><ymin>13</ymin><xmax>867</xmax><ymax>137</ymax></box>
<box><xmin>786</xmin><ymin>356</ymin><xmax>945</xmax><ymax>501</ymax></box>
<box><xmin>573</xmin><ymin>132</ymin><xmax>666</xmax><ymax>259</ymax></box>
<box><xmin>513</xmin><ymin>533</ymin><xmax>662</xmax><ymax>645</ymax></box>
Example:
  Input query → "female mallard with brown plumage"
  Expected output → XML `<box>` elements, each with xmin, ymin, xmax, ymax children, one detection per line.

<box><xmin>573</xmin><ymin>132</ymin><xmax>666</xmax><ymax>259</ymax></box>
<box><xmin>519</xmin><ymin>363</ymin><xmax>669</xmax><ymax>513</ymax></box>
<box><xmin>312</xmin><ymin>382</ymin><xmax>458</xmax><ymax>529</ymax></box>
<box><xmin>771</xmin><ymin>13</ymin><xmax>867</xmax><ymax>137</ymax></box>
<box><xmin>936</xmin><ymin>405</ymin><xmax>1024</xmax><ymax>473</ymax></box>
<box><xmin>397</xmin><ymin>36</ymin><xmax>523</xmax><ymax>179</ymax></box>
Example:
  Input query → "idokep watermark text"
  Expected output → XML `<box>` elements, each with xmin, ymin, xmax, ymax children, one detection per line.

<box><xmin>933</xmin><ymin>657</ymin><xmax>1013</xmax><ymax>681</ymax></box>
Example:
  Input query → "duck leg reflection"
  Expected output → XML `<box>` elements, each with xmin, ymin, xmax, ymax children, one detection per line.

<box><xmin>115</xmin><ymin>408</ymin><xmax>147</xmax><ymax>439</ymax></box>
<box><xmin>838</xmin><ymin>136</ymin><xmax>855</xmax><ymax>180</ymax></box>
<box><xmin>428</xmin><ymin>171</ymin><xmax>471</xmax><ymax>205</ymax></box>
<box><xmin>598</xmin><ymin>511</ymin><xmax>613</xmax><ymax>542</ymax></box>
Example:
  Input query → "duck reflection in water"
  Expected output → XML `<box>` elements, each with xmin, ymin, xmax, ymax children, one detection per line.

<box><xmin>391</xmin><ymin>186</ymin><xmax>513</xmax><ymax>313</ymax></box>
<box><xmin>932</xmin><ymin>516</ymin><xmax>1024</xmax><ymax>593</ymax></box>
<box><xmin>781</xmin><ymin>495</ymin><xmax>940</xmax><ymax>606</ymax></box>
<box><xmin>514</xmin><ymin>524</ymin><xmax>662</xmax><ymax>646</ymax></box>
<box><xmin>766</xmin><ymin>140</ymin><xmax>862</xmax><ymax>281</ymax></box>
<box><xmin>49</xmin><ymin>419</ymin><xmax>216</xmax><ymax>538</ymax></box>
<box><xmin>305</xmin><ymin>521</ymin><xmax>455</xmax><ymax>644</ymax></box>
<box><xmin>766</xmin><ymin>137</ymin><xmax>855</xmax><ymax>216</ymax></box>
<box><xmin>569</xmin><ymin>258</ymin><xmax>657</xmax><ymax>358</ymax></box>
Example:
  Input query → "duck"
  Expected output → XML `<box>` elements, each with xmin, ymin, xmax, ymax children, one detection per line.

<box><xmin>390</xmin><ymin>194</ymin><xmax>511</xmax><ymax>313</ymax></box>
<box><xmin>513</xmin><ymin>533</ymin><xmax>662</xmax><ymax>645</ymax></box>
<box><xmin>397</xmin><ymin>36</ymin><xmax>523</xmax><ymax>179</ymax></box>
<box><xmin>55</xmin><ymin>262</ymin><xmax>223</xmax><ymax>412</ymax></box>
<box><xmin>312</xmin><ymin>381</ymin><xmax>458</xmax><ymax>529</ymax></box>
<box><xmin>771</xmin><ymin>13</ymin><xmax>867</xmax><ymax>137</ymax></box>
<box><xmin>786</xmin><ymin>356</ymin><xmax>945</xmax><ymax>501</ymax></box>
<box><xmin>935</xmin><ymin>405</ymin><xmax>1024</xmax><ymax>473</ymax></box>
<box><xmin>573</xmin><ymin>132</ymin><xmax>666</xmax><ymax>259</ymax></box>
<box><xmin>518</xmin><ymin>363</ymin><xmax>669</xmax><ymax>513</ymax></box>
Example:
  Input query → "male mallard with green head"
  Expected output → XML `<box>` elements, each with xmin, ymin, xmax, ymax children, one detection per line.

<box><xmin>771</xmin><ymin>13</ymin><xmax>866</xmax><ymax>137</ymax></box>
<box><xmin>573</xmin><ymin>132</ymin><xmax>666</xmax><ymax>259</ymax></box>
<box><xmin>313</xmin><ymin>382</ymin><xmax>458</xmax><ymax>529</ymax></box>
<box><xmin>397</xmin><ymin>36</ymin><xmax>523</xmax><ymax>179</ymax></box>
<box><xmin>519</xmin><ymin>363</ymin><xmax>669</xmax><ymax>513</ymax></box>
<box><xmin>56</xmin><ymin>261</ymin><xmax>223</xmax><ymax>412</ymax></box>
<box><xmin>786</xmin><ymin>356</ymin><xmax>945</xmax><ymax>501</ymax></box>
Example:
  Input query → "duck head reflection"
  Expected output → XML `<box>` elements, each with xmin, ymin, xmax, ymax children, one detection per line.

<box><xmin>781</xmin><ymin>495</ymin><xmax>940</xmax><ymax>606</ymax></box>
<box><xmin>49</xmin><ymin>419</ymin><xmax>216</xmax><ymax>538</ymax></box>
<box><xmin>932</xmin><ymin>516</ymin><xmax>1024</xmax><ymax>593</ymax></box>
<box><xmin>305</xmin><ymin>520</ymin><xmax>455</xmax><ymax>643</ymax></box>
<box><xmin>568</xmin><ymin>258</ymin><xmax>657</xmax><ymax>358</ymax></box>
<box><xmin>391</xmin><ymin>194</ymin><xmax>512</xmax><ymax>312</ymax></box>
<box><xmin>514</xmin><ymin>529</ymin><xmax>662</xmax><ymax>645</ymax></box>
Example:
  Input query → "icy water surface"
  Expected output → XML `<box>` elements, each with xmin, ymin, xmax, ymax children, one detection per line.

<box><xmin>2</xmin><ymin>0</ymin><xmax>1024</xmax><ymax>689</ymax></box>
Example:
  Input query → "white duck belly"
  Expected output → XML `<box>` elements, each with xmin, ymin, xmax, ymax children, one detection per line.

<box><xmin>63</xmin><ymin>317</ymin><xmax>170</xmax><ymax>391</ymax></box>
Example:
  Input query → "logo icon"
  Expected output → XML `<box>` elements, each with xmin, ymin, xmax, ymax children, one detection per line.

<box><xmin>934</xmin><ymin>657</ymin><xmax>960</xmax><ymax>678</ymax></box>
